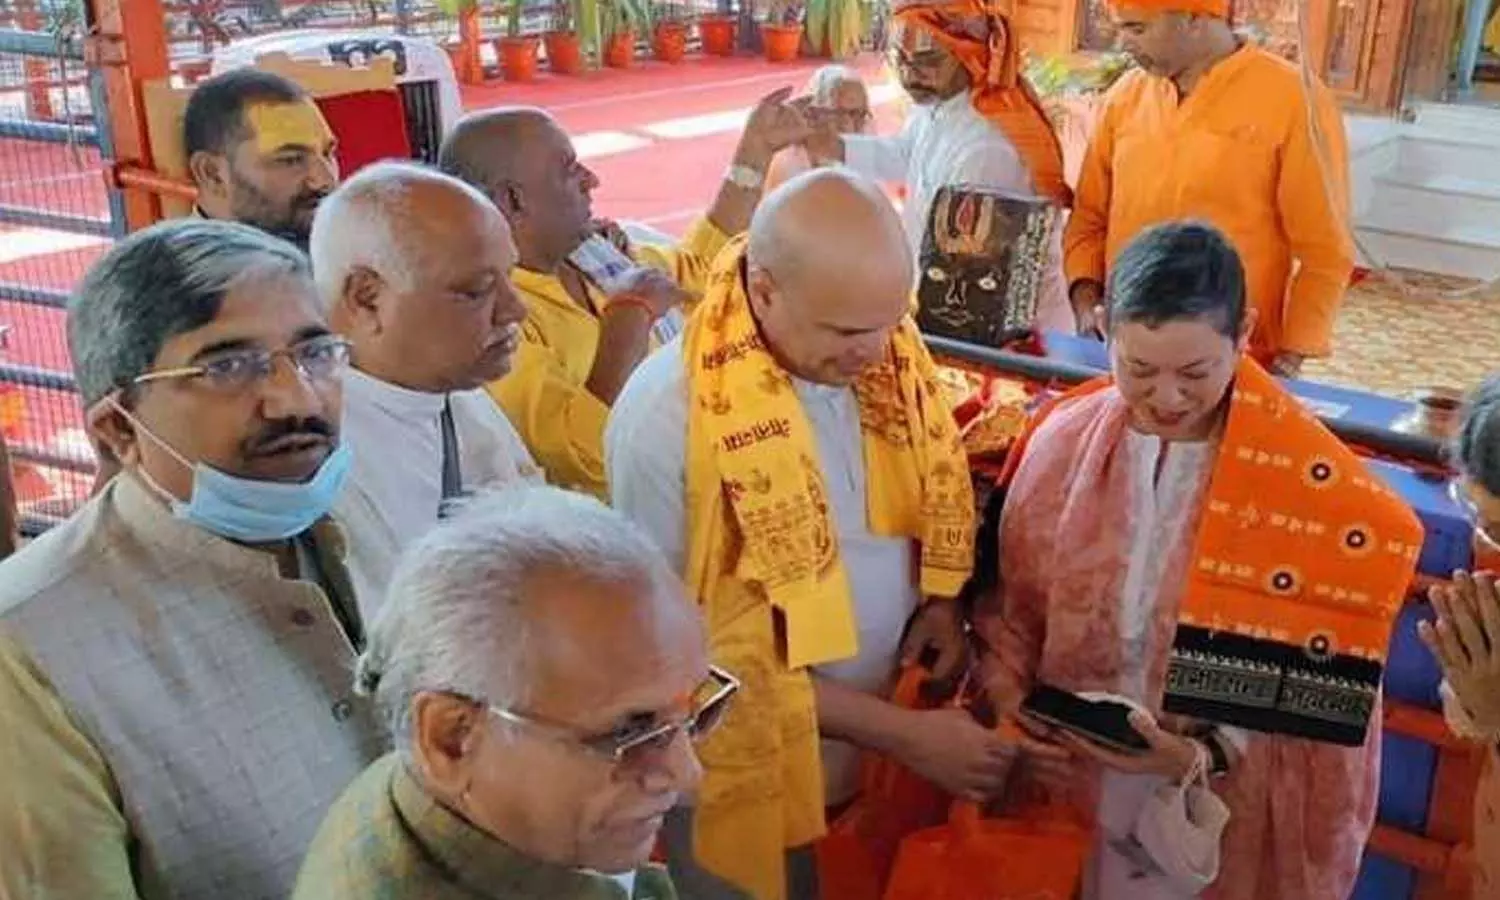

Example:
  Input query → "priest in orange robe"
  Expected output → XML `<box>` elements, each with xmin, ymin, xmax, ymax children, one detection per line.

<box><xmin>1063</xmin><ymin>0</ymin><xmax>1354</xmax><ymax>376</ymax></box>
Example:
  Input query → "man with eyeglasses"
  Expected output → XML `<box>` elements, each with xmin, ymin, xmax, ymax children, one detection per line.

<box><xmin>295</xmin><ymin>486</ymin><xmax>722</xmax><ymax>899</ymax></box>
<box><xmin>802</xmin><ymin>0</ymin><xmax>1073</xmax><ymax>333</ymax></box>
<box><xmin>0</xmin><ymin>218</ymin><xmax>384</xmax><ymax>899</ymax></box>
<box><xmin>310</xmin><ymin>162</ymin><xmax>541</xmax><ymax>617</ymax></box>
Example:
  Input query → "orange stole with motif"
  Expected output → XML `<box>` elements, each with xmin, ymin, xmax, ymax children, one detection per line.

<box><xmin>1000</xmin><ymin>360</ymin><xmax>1423</xmax><ymax>745</ymax></box>
<box><xmin>1164</xmin><ymin>361</ymin><xmax>1424</xmax><ymax>745</ymax></box>
<box><xmin>681</xmin><ymin>235</ymin><xmax>975</xmax><ymax>900</ymax></box>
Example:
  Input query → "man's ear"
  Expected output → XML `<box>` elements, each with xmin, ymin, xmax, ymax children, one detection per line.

<box><xmin>411</xmin><ymin>691</ymin><xmax>486</xmax><ymax>799</ymax></box>
<box><xmin>495</xmin><ymin>181</ymin><xmax>525</xmax><ymax>218</ymax></box>
<box><xmin>86</xmin><ymin>397</ymin><xmax>140</xmax><ymax>470</ymax></box>
<box><xmin>745</xmin><ymin>265</ymin><xmax>778</xmax><ymax>317</ymax></box>
<box><xmin>187</xmin><ymin>150</ymin><xmax>230</xmax><ymax>196</ymax></box>
<box><xmin>338</xmin><ymin>266</ymin><xmax>387</xmax><ymax>334</ymax></box>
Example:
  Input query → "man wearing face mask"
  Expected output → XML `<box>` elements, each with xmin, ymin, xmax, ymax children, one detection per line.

<box><xmin>1063</xmin><ymin>0</ymin><xmax>1352</xmax><ymax>376</ymax></box>
<box><xmin>606</xmin><ymin>170</ymin><xmax>1036</xmax><ymax>900</ymax></box>
<box><xmin>802</xmin><ymin>0</ymin><xmax>1073</xmax><ymax>333</ymax></box>
<box><xmin>310</xmin><ymin>162</ymin><xmax>541</xmax><ymax>617</ymax></box>
<box><xmin>0</xmin><ymin>219</ymin><xmax>384</xmax><ymax>899</ymax></box>
<box><xmin>184</xmin><ymin>68</ymin><xmax>339</xmax><ymax>249</ymax></box>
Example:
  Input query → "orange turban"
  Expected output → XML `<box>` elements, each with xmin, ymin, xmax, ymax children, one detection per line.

<box><xmin>1107</xmin><ymin>0</ymin><xmax>1230</xmax><ymax>17</ymax></box>
<box><xmin>892</xmin><ymin>0</ymin><xmax>1071</xmax><ymax>208</ymax></box>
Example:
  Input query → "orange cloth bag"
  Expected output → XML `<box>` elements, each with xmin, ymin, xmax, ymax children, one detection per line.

<box><xmin>883</xmin><ymin>802</ymin><xmax>1090</xmax><ymax>900</ymax></box>
<box><xmin>816</xmin><ymin>666</ymin><xmax>951</xmax><ymax>900</ymax></box>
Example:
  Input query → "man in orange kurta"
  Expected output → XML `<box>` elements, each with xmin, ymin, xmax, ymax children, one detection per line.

<box><xmin>1063</xmin><ymin>0</ymin><xmax>1354</xmax><ymax>375</ymax></box>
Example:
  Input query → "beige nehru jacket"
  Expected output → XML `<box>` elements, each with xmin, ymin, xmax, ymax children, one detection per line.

<box><xmin>0</xmin><ymin>475</ymin><xmax>386</xmax><ymax>899</ymax></box>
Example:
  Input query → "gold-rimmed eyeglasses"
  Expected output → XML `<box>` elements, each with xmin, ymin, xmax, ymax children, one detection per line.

<box><xmin>478</xmin><ymin>665</ymin><xmax>740</xmax><ymax>769</ymax></box>
<box><xmin>132</xmin><ymin>335</ymin><xmax>352</xmax><ymax>393</ymax></box>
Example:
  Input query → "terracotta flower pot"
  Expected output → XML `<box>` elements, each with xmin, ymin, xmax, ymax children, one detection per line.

<box><xmin>544</xmin><ymin>30</ymin><xmax>584</xmax><ymax>74</ymax></box>
<box><xmin>761</xmin><ymin>23</ymin><xmax>801</xmax><ymax>62</ymax></box>
<box><xmin>444</xmin><ymin>40</ymin><xmax>482</xmax><ymax>84</ymax></box>
<box><xmin>653</xmin><ymin>21</ymin><xmax>688</xmax><ymax>63</ymax></box>
<box><xmin>604</xmin><ymin>30</ymin><xmax>636</xmax><ymax>68</ymax></box>
<box><xmin>698</xmin><ymin>15</ymin><xmax>736</xmax><ymax>56</ymax></box>
<box><xmin>496</xmin><ymin>35</ymin><xmax>540</xmax><ymax>82</ymax></box>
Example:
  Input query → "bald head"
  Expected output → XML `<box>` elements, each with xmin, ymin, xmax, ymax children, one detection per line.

<box><xmin>439</xmin><ymin>107</ymin><xmax>600</xmax><ymax>270</ymax></box>
<box><xmin>439</xmin><ymin>106</ymin><xmax>558</xmax><ymax>192</ymax></box>
<box><xmin>749</xmin><ymin>167</ymin><xmax>912</xmax><ymax>292</ymax></box>
<box><xmin>745</xmin><ymin>169</ymin><xmax>913</xmax><ymax>386</ymax></box>
<box><xmin>310</xmin><ymin>161</ymin><xmax>526</xmax><ymax>393</ymax></box>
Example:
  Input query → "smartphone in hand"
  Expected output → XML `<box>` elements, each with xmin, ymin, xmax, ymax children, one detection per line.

<box><xmin>1020</xmin><ymin>684</ymin><xmax>1151</xmax><ymax>755</ymax></box>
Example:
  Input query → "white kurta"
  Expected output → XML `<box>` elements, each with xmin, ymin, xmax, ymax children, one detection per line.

<box><xmin>1088</xmin><ymin>431</ymin><xmax>1244</xmax><ymax>900</ymax></box>
<box><xmin>336</xmin><ymin>368</ymin><xmax>541</xmax><ymax>619</ymax></box>
<box><xmin>605</xmin><ymin>337</ymin><xmax>922</xmax><ymax>806</ymax></box>
<box><xmin>842</xmin><ymin>93</ymin><xmax>1074</xmax><ymax>335</ymax></box>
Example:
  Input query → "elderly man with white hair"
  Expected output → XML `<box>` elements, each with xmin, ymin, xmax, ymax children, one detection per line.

<box><xmin>309</xmin><ymin>161</ymin><xmax>541</xmax><ymax>616</ymax></box>
<box><xmin>295</xmin><ymin>485</ymin><xmax>730</xmax><ymax>899</ymax></box>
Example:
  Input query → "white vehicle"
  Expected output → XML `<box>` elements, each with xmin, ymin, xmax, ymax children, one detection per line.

<box><xmin>210</xmin><ymin>30</ymin><xmax>463</xmax><ymax>160</ymax></box>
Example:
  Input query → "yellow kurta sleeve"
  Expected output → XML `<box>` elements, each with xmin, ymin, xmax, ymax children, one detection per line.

<box><xmin>488</xmin><ymin>321</ymin><xmax>612</xmax><ymax>500</ymax></box>
<box><xmin>1062</xmin><ymin>88</ymin><xmax>1123</xmax><ymax>287</ymax></box>
<box><xmin>1275</xmin><ymin>80</ymin><xmax>1355</xmax><ymax>358</ymax></box>
<box><xmin>632</xmin><ymin>217</ymin><xmax>731</xmax><ymax>299</ymax></box>
<box><xmin>0</xmin><ymin>630</ymin><xmax>138</xmax><ymax>899</ymax></box>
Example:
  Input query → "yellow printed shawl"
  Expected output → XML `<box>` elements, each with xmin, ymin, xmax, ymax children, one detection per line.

<box><xmin>682</xmin><ymin>235</ymin><xmax>976</xmax><ymax>900</ymax></box>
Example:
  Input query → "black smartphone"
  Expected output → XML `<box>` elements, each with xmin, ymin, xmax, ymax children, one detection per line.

<box><xmin>1020</xmin><ymin>684</ymin><xmax>1151</xmax><ymax>755</ymax></box>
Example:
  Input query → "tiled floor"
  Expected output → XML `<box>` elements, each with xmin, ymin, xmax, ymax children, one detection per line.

<box><xmin>1305</xmin><ymin>269</ymin><xmax>1500</xmax><ymax>398</ymax></box>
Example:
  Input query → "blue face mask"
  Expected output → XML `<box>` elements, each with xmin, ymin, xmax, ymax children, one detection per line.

<box><xmin>114</xmin><ymin>401</ymin><xmax>352</xmax><ymax>543</ymax></box>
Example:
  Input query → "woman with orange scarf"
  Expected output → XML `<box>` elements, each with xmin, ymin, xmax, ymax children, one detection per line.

<box><xmin>979</xmin><ymin>221</ymin><xmax>1422</xmax><ymax>899</ymax></box>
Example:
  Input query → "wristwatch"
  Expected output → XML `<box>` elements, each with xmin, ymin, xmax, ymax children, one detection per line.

<box><xmin>725</xmin><ymin>164</ymin><xmax>765</xmax><ymax>190</ymax></box>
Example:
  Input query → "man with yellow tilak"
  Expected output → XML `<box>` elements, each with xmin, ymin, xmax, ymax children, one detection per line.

<box><xmin>804</xmin><ymin>0</ymin><xmax>1074</xmax><ymax>332</ymax></box>
<box><xmin>1063</xmin><ymin>0</ymin><xmax>1353</xmax><ymax>376</ymax></box>
<box><xmin>184</xmin><ymin>68</ymin><xmax>339</xmax><ymax>250</ymax></box>
<box><xmin>607</xmin><ymin>169</ymin><xmax>1010</xmax><ymax>900</ymax></box>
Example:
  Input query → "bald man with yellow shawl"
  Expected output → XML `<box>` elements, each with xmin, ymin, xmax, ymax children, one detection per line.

<box><xmin>805</xmin><ymin>0</ymin><xmax>1075</xmax><ymax>333</ymax></box>
<box><xmin>606</xmin><ymin>170</ymin><xmax>996</xmax><ymax>900</ymax></box>
<box><xmin>1063</xmin><ymin>0</ymin><xmax>1353</xmax><ymax>375</ymax></box>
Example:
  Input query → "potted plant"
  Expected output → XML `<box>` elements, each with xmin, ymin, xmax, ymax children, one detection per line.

<box><xmin>435</xmin><ymin>0</ymin><xmax>485</xmax><ymax>83</ymax></box>
<box><xmin>652</xmin><ymin>0</ymin><xmax>687</xmax><ymax>63</ymax></box>
<box><xmin>760</xmin><ymin>0</ymin><xmax>803</xmax><ymax>62</ymax></box>
<box><xmin>495</xmin><ymin>0</ymin><xmax>541</xmax><ymax>82</ymax></box>
<box><xmin>544</xmin><ymin>0</ymin><xmax>584</xmax><ymax>74</ymax></box>
<box><xmin>600</xmin><ymin>0</ymin><xmax>648</xmax><ymax>67</ymax></box>
<box><xmin>697</xmin><ymin>4</ymin><xmax>736</xmax><ymax>56</ymax></box>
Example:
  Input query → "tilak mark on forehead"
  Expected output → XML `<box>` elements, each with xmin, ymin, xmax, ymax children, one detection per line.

<box><xmin>246</xmin><ymin>101</ymin><xmax>335</xmax><ymax>157</ymax></box>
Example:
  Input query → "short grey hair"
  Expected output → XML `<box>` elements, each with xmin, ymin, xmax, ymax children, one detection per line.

<box><xmin>806</xmin><ymin>64</ymin><xmax>864</xmax><ymax>106</ymax></box>
<box><xmin>1457</xmin><ymin>374</ymin><xmax>1500</xmax><ymax>496</ymax></box>
<box><xmin>354</xmin><ymin>485</ymin><xmax>687</xmax><ymax>753</ymax></box>
<box><xmin>68</xmin><ymin>218</ymin><xmax>309</xmax><ymax>406</ymax></box>
<box><xmin>308</xmin><ymin>160</ymin><xmax>496</xmax><ymax>309</ymax></box>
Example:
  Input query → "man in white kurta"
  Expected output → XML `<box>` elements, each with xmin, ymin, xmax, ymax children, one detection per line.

<box><xmin>805</xmin><ymin>0</ymin><xmax>1075</xmax><ymax>332</ymax></box>
<box><xmin>310</xmin><ymin>162</ymin><xmax>540</xmax><ymax>616</ymax></box>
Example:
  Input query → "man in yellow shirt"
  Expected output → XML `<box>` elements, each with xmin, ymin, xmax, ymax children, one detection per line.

<box><xmin>437</xmin><ymin>90</ymin><xmax>810</xmax><ymax>497</ymax></box>
<box><xmin>1063</xmin><ymin>0</ymin><xmax>1354</xmax><ymax>376</ymax></box>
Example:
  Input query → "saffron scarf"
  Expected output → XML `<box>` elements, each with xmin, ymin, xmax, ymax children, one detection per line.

<box><xmin>893</xmin><ymin>0</ymin><xmax>1071</xmax><ymax>208</ymax></box>
<box><xmin>1001</xmin><ymin>358</ymin><xmax>1423</xmax><ymax>744</ymax></box>
<box><xmin>682</xmin><ymin>236</ymin><xmax>975</xmax><ymax>899</ymax></box>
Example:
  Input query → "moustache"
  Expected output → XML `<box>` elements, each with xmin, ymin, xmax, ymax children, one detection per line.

<box><xmin>245</xmin><ymin>418</ymin><xmax>336</xmax><ymax>456</ymax></box>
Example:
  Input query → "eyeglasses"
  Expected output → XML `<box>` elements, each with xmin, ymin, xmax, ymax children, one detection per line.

<box><xmin>483</xmin><ymin>665</ymin><xmax>739</xmax><ymax>769</ymax></box>
<box><xmin>132</xmin><ymin>335</ymin><xmax>352</xmax><ymax>393</ymax></box>
<box><xmin>1449</xmin><ymin>479</ymin><xmax>1500</xmax><ymax>552</ymax></box>
<box><xmin>812</xmin><ymin>105</ymin><xmax>874</xmax><ymax>129</ymax></box>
